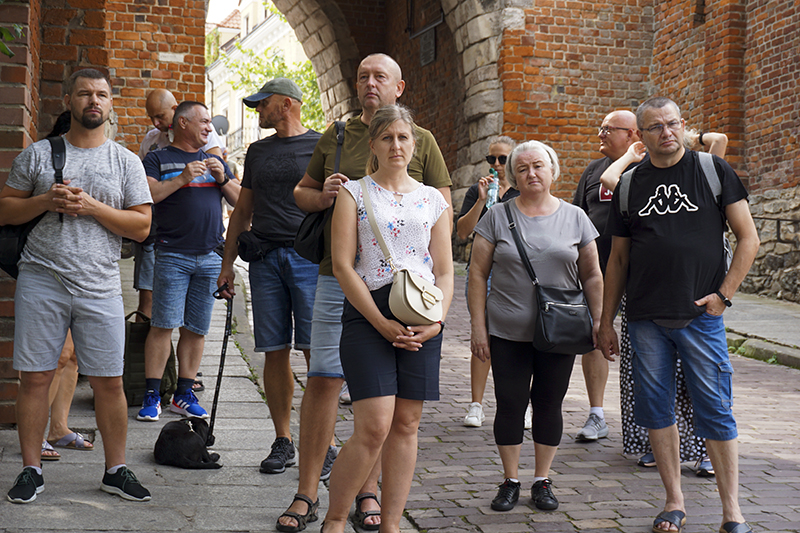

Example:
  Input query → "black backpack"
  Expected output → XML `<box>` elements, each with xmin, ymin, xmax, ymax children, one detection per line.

<box><xmin>0</xmin><ymin>137</ymin><xmax>65</xmax><ymax>278</ymax></box>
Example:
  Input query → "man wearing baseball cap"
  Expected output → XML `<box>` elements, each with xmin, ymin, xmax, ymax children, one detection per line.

<box><xmin>217</xmin><ymin>78</ymin><xmax>322</xmax><ymax>476</ymax></box>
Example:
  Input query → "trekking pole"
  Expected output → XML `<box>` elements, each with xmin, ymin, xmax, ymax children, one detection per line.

<box><xmin>206</xmin><ymin>282</ymin><xmax>233</xmax><ymax>447</ymax></box>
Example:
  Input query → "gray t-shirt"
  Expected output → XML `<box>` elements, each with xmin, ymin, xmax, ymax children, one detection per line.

<box><xmin>474</xmin><ymin>199</ymin><xmax>599</xmax><ymax>342</ymax></box>
<box><xmin>7</xmin><ymin>138</ymin><xmax>152</xmax><ymax>298</ymax></box>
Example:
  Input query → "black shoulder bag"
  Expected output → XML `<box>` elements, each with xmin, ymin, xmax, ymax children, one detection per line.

<box><xmin>503</xmin><ymin>202</ymin><xmax>595</xmax><ymax>355</ymax></box>
<box><xmin>293</xmin><ymin>120</ymin><xmax>345</xmax><ymax>264</ymax></box>
<box><xmin>0</xmin><ymin>137</ymin><xmax>65</xmax><ymax>278</ymax></box>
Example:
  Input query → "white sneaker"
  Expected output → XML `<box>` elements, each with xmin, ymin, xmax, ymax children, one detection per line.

<box><xmin>524</xmin><ymin>403</ymin><xmax>533</xmax><ymax>430</ymax></box>
<box><xmin>463</xmin><ymin>402</ymin><xmax>485</xmax><ymax>427</ymax></box>
<box><xmin>339</xmin><ymin>382</ymin><xmax>352</xmax><ymax>405</ymax></box>
<box><xmin>575</xmin><ymin>413</ymin><xmax>609</xmax><ymax>441</ymax></box>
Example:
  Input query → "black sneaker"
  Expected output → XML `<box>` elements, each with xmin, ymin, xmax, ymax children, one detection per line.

<box><xmin>490</xmin><ymin>479</ymin><xmax>520</xmax><ymax>511</ymax></box>
<box><xmin>531</xmin><ymin>478</ymin><xmax>558</xmax><ymax>510</ymax></box>
<box><xmin>260</xmin><ymin>437</ymin><xmax>296</xmax><ymax>474</ymax></box>
<box><xmin>319</xmin><ymin>445</ymin><xmax>338</xmax><ymax>481</ymax></box>
<box><xmin>100</xmin><ymin>466</ymin><xmax>151</xmax><ymax>501</ymax></box>
<box><xmin>7</xmin><ymin>467</ymin><xmax>44</xmax><ymax>504</ymax></box>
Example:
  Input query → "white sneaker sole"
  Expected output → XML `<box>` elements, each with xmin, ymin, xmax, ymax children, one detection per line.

<box><xmin>100</xmin><ymin>483</ymin><xmax>151</xmax><ymax>502</ymax></box>
<box><xmin>169</xmin><ymin>404</ymin><xmax>209</xmax><ymax>419</ymax></box>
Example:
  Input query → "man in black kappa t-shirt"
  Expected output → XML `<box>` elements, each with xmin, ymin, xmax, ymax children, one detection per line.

<box><xmin>597</xmin><ymin>97</ymin><xmax>759</xmax><ymax>533</ymax></box>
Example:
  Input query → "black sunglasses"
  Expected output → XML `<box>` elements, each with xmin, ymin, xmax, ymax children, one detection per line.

<box><xmin>486</xmin><ymin>155</ymin><xmax>507</xmax><ymax>165</ymax></box>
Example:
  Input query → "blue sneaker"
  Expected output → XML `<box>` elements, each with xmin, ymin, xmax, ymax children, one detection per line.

<box><xmin>695</xmin><ymin>456</ymin><xmax>715</xmax><ymax>477</ymax></box>
<box><xmin>170</xmin><ymin>390</ymin><xmax>208</xmax><ymax>418</ymax></box>
<box><xmin>136</xmin><ymin>390</ymin><xmax>162</xmax><ymax>421</ymax></box>
<box><xmin>638</xmin><ymin>452</ymin><xmax>656</xmax><ymax>467</ymax></box>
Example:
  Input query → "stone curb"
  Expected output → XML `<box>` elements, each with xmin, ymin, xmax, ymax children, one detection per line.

<box><xmin>727</xmin><ymin>332</ymin><xmax>800</xmax><ymax>369</ymax></box>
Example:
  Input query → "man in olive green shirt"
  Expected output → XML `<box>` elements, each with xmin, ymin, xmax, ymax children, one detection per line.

<box><xmin>277</xmin><ymin>53</ymin><xmax>451</xmax><ymax>532</ymax></box>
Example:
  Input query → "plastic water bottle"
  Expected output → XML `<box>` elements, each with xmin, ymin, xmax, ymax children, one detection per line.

<box><xmin>485</xmin><ymin>168</ymin><xmax>499</xmax><ymax>209</ymax></box>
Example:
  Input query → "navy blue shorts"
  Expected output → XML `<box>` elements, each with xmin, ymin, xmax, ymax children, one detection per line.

<box><xmin>339</xmin><ymin>284</ymin><xmax>441</xmax><ymax>402</ymax></box>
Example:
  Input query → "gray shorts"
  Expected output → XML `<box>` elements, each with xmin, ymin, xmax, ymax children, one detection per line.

<box><xmin>13</xmin><ymin>267</ymin><xmax>125</xmax><ymax>377</ymax></box>
<box><xmin>307</xmin><ymin>275</ymin><xmax>345</xmax><ymax>379</ymax></box>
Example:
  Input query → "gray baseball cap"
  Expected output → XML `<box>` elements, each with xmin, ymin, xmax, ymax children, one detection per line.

<box><xmin>243</xmin><ymin>78</ymin><xmax>303</xmax><ymax>108</ymax></box>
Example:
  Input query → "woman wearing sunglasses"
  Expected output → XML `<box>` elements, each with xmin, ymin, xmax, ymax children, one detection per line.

<box><xmin>456</xmin><ymin>136</ymin><xmax>521</xmax><ymax>428</ymax></box>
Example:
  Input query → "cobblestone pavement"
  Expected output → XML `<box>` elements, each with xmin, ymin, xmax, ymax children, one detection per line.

<box><xmin>288</xmin><ymin>271</ymin><xmax>800</xmax><ymax>533</ymax></box>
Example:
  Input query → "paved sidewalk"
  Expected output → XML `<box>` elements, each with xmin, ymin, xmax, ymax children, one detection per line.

<box><xmin>2</xmin><ymin>259</ymin><xmax>799</xmax><ymax>532</ymax></box>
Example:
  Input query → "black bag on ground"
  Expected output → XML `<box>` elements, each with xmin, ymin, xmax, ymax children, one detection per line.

<box><xmin>503</xmin><ymin>203</ymin><xmax>594</xmax><ymax>355</ymax></box>
<box><xmin>122</xmin><ymin>311</ymin><xmax>178</xmax><ymax>406</ymax></box>
<box><xmin>0</xmin><ymin>137</ymin><xmax>65</xmax><ymax>278</ymax></box>
<box><xmin>294</xmin><ymin>121</ymin><xmax>345</xmax><ymax>264</ymax></box>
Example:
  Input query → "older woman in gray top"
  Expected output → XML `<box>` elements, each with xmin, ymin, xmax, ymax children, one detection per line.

<box><xmin>469</xmin><ymin>140</ymin><xmax>603</xmax><ymax>513</ymax></box>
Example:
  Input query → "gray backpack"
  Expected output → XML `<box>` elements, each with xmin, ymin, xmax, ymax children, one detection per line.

<box><xmin>618</xmin><ymin>151</ymin><xmax>733</xmax><ymax>271</ymax></box>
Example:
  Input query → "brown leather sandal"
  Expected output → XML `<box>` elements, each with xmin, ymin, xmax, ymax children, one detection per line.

<box><xmin>276</xmin><ymin>493</ymin><xmax>318</xmax><ymax>533</ymax></box>
<box><xmin>353</xmin><ymin>492</ymin><xmax>381</xmax><ymax>531</ymax></box>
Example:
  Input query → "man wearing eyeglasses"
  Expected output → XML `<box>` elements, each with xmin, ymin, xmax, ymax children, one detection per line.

<box><xmin>597</xmin><ymin>97</ymin><xmax>759</xmax><ymax>533</ymax></box>
<box><xmin>572</xmin><ymin>110</ymin><xmax>639</xmax><ymax>443</ymax></box>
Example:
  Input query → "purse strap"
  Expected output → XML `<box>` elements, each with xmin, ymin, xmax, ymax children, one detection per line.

<box><xmin>503</xmin><ymin>202</ymin><xmax>539</xmax><ymax>286</ymax></box>
<box><xmin>359</xmin><ymin>177</ymin><xmax>396</xmax><ymax>272</ymax></box>
<box><xmin>319</xmin><ymin>120</ymin><xmax>347</xmax><ymax>226</ymax></box>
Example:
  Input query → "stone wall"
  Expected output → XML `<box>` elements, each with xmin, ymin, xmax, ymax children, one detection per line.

<box><xmin>742</xmin><ymin>191</ymin><xmax>800</xmax><ymax>302</ymax></box>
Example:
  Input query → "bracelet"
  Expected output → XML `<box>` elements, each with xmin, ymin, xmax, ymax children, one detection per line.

<box><xmin>436</xmin><ymin>320</ymin><xmax>446</xmax><ymax>333</ymax></box>
<box><xmin>699</xmin><ymin>131</ymin><xmax>705</xmax><ymax>146</ymax></box>
<box><xmin>218</xmin><ymin>176</ymin><xmax>230</xmax><ymax>187</ymax></box>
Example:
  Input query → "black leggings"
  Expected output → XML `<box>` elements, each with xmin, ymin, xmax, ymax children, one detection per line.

<box><xmin>490</xmin><ymin>336</ymin><xmax>576</xmax><ymax>447</ymax></box>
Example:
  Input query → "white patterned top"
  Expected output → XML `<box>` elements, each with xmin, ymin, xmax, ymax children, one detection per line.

<box><xmin>342</xmin><ymin>177</ymin><xmax>449</xmax><ymax>291</ymax></box>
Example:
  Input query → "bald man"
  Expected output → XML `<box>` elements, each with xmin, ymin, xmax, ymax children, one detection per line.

<box><xmin>138</xmin><ymin>89</ymin><xmax>225</xmax><ymax>159</ymax></box>
<box><xmin>572</xmin><ymin>109</ymin><xmax>640</xmax><ymax>442</ymax></box>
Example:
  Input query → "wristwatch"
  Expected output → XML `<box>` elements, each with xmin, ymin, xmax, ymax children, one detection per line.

<box><xmin>715</xmin><ymin>290</ymin><xmax>732</xmax><ymax>307</ymax></box>
<box><xmin>436</xmin><ymin>320</ymin><xmax>446</xmax><ymax>333</ymax></box>
<box><xmin>218</xmin><ymin>176</ymin><xmax>230</xmax><ymax>187</ymax></box>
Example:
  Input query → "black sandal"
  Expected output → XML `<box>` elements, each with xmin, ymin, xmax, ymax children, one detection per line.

<box><xmin>353</xmin><ymin>492</ymin><xmax>381</xmax><ymax>531</ymax></box>
<box><xmin>276</xmin><ymin>493</ymin><xmax>319</xmax><ymax>533</ymax></box>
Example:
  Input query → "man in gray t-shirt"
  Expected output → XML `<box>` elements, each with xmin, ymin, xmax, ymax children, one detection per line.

<box><xmin>1</xmin><ymin>69</ymin><xmax>153</xmax><ymax>504</ymax></box>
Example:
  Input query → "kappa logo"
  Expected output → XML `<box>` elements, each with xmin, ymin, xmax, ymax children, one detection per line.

<box><xmin>638</xmin><ymin>183</ymin><xmax>698</xmax><ymax>217</ymax></box>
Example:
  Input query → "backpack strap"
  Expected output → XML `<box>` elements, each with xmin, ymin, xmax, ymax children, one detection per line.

<box><xmin>697</xmin><ymin>151</ymin><xmax>721</xmax><ymax>205</ymax></box>
<box><xmin>333</xmin><ymin>120</ymin><xmax>345</xmax><ymax>174</ymax></box>
<box><xmin>618</xmin><ymin>166</ymin><xmax>636</xmax><ymax>223</ymax></box>
<box><xmin>47</xmin><ymin>136</ymin><xmax>66</xmax><ymax>222</ymax></box>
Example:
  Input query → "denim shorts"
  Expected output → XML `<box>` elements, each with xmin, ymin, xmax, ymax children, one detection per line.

<box><xmin>628</xmin><ymin>312</ymin><xmax>737</xmax><ymax>441</ymax></box>
<box><xmin>151</xmin><ymin>249</ymin><xmax>221</xmax><ymax>335</ymax></box>
<box><xmin>249</xmin><ymin>247</ymin><xmax>318</xmax><ymax>352</ymax></box>
<box><xmin>133</xmin><ymin>241</ymin><xmax>155</xmax><ymax>291</ymax></box>
<box><xmin>307</xmin><ymin>275</ymin><xmax>346</xmax><ymax>379</ymax></box>
<box><xmin>13</xmin><ymin>267</ymin><xmax>125</xmax><ymax>377</ymax></box>
<box><xmin>340</xmin><ymin>284</ymin><xmax>441</xmax><ymax>402</ymax></box>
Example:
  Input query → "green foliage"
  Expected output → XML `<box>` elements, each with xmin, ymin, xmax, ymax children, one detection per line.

<box><xmin>223</xmin><ymin>43</ymin><xmax>325</xmax><ymax>132</ymax></box>
<box><xmin>0</xmin><ymin>0</ymin><xmax>25</xmax><ymax>58</ymax></box>
<box><xmin>205</xmin><ymin>28</ymin><xmax>220</xmax><ymax>67</ymax></box>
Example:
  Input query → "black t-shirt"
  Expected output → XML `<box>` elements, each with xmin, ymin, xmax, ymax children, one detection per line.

<box><xmin>572</xmin><ymin>157</ymin><xmax>615</xmax><ymax>272</ymax></box>
<box><xmin>606</xmin><ymin>150</ymin><xmax>748</xmax><ymax>321</ymax></box>
<box><xmin>242</xmin><ymin>129</ymin><xmax>322</xmax><ymax>243</ymax></box>
<box><xmin>457</xmin><ymin>181</ymin><xmax>519</xmax><ymax>265</ymax></box>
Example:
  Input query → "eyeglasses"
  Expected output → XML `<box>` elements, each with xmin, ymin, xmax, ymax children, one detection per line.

<box><xmin>486</xmin><ymin>155</ymin><xmax>507</xmax><ymax>165</ymax></box>
<box><xmin>598</xmin><ymin>126</ymin><xmax>630</xmax><ymax>136</ymax></box>
<box><xmin>642</xmin><ymin>120</ymin><xmax>682</xmax><ymax>135</ymax></box>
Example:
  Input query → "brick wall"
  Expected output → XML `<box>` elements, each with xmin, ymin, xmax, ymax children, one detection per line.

<box><xmin>648</xmin><ymin>0</ymin><xmax>747</xmax><ymax>181</ymax></box>
<box><xmin>0</xmin><ymin>0</ymin><xmax>42</xmax><ymax>425</ymax></box>
<box><xmin>742</xmin><ymin>0</ymin><xmax>800</xmax><ymax>194</ymax></box>
<box><xmin>499</xmin><ymin>0</ymin><xmax>654</xmax><ymax>199</ymax></box>
<box><xmin>385</xmin><ymin>0</ymin><xmax>466</xmax><ymax>174</ymax></box>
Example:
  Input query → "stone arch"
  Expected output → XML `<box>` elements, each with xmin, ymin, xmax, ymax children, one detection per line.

<box><xmin>439</xmin><ymin>0</ymin><xmax>508</xmax><ymax>190</ymax></box>
<box><xmin>272</xmin><ymin>0</ymin><xmax>361</xmax><ymax>121</ymax></box>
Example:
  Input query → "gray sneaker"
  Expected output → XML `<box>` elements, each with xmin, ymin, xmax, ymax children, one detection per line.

<box><xmin>319</xmin><ymin>445</ymin><xmax>338</xmax><ymax>481</ymax></box>
<box><xmin>575</xmin><ymin>413</ymin><xmax>609</xmax><ymax>441</ymax></box>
